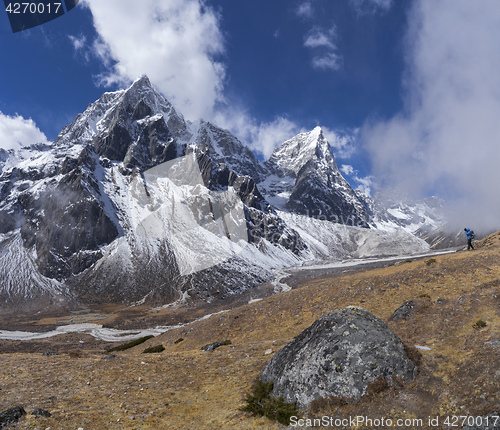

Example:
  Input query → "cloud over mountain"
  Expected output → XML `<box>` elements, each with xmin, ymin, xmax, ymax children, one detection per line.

<box><xmin>83</xmin><ymin>0</ymin><xmax>225</xmax><ymax>121</ymax></box>
<box><xmin>0</xmin><ymin>112</ymin><xmax>48</xmax><ymax>150</ymax></box>
<box><xmin>363</xmin><ymin>0</ymin><xmax>500</xmax><ymax>232</ymax></box>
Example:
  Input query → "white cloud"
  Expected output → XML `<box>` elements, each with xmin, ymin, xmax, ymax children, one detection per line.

<box><xmin>304</xmin><ymin>26</ymin><xmax>337</xmax><ymax>50</ymax></box>
<box><xmin>364</xmin><ymin>0</ymin><xmax>500</xmax><ymax>232</ymax></box>
<box><xmin>0</xmin><ymin>112</ymin><xmax>49</xmax><ymax>150</ymax></box>
<box><xmin>340</xmin><ymin>164</ymin><xmax>373</xmax><ymax>195</ymax></box>
<box><xmin>311</xmin><ymin>52</ymin><xmax>342</xmax><ymax>71</ymax></box>
<box><xmin>215</xmin><ymin>108</ymin><xmax>304</xmax><ymax>159</ymax></box>
<box><xmin>350</xmin><ymin>0</ymin><xmax>392</xmax><ymax>14</ymax></box>
<box><xmin>68</xmin><ymin>34</ymin><xmax>86</xmax><ymax>51</ymax></box>
<box><xmin>304</xmin><ymin>26</ymin><xmax>342</xmax><ymax>71</ymax></box>
<box><xmin>82</xmin><ymin>0</ymin><xmax>225</xmax><ymax>121</ymax></box>
<box><xmin>296</xmin><ymin>1</ymin><xmax>314</xmax><ymax>19</ymax></box>
<box><xmin>341</xmin><ymin>164</ymin><xmax>354</xmax><ymax>176</ymax></box>
<box><xmin>78</xmin><ymin>0</ymin><xmax>351</xmax><ymax>168</ymax></box>
<box><xmin>323</xmin><ymin>127</ymin><xmax>358</xmax><ymax>158</ymax></box>
<box><xmin>353</xmin><ymin>175</ymin><xmax>373</xmax><ymax>196</ymax></box>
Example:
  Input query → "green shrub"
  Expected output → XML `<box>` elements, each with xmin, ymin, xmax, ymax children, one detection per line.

<box><xmin>143</xmin><ymin>344</ymin><xmax>165</xmax><ymax>353</ymax></box>
<box><xmin>242</xmin><ymin>379</ymin><xmax>298</xmax><ymax>425</ymax></box>
<box><xmin>425</xmin><ymin>258</ymin><xmax>437</xmax><ymax>266</ymax></box>
<box><xmin>419</xmin><ymin>294</ymin><xmax>431</xmax><ymax>299</ymax></box>
<box><xmin>174</xmin><ymin>338</ymin><xmax>184</xmax><ymax>344</ymax></box>
<box><xmin>473</xmin><ymin>319</ymin><xmax>487</xmax><ymax>329</ymax></box>
<box><xmin>108</xmin><ymin>335</ymin><xmax>154</xmax><ymax>352</ymax></box>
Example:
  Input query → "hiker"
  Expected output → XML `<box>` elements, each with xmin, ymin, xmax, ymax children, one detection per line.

<box><xmin>464</xmin><ymin>228</ymin><xmax>474</xmax><ymax>250</ymax></box>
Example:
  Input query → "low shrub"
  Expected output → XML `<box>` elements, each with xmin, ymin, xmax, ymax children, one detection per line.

<box><xmin>425</xmin><ymin>258</ymin><xmax>436</xmax><ymax>266</ymax></box>
<box><xmin>174</xmin><ymin>338</ymin><xmax>184</xmax><ymax>344</ymax></box>
<box><xmin>473</xmin><ymin>319</ymin><xmax>487</xmax><ymax>329</ymax></box>
<box><xmin>242</xmin><ymin>379</ymin><xmax>298</xmax><ymax>425</ymax></box>
<box><xmin>143</xmin><ymin>344</ymin><xmax>165</xmax><ymax>353</ymax></box>
<box><xmin>108</xmin><ymin>335</ymin><xmax>155</xmax><ymax>352</ymax></box>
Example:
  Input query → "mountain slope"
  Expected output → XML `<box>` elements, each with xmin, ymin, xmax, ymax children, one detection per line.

<box><xmin>0</xmin><ymin>77</ymin><xmax>434</xmax><ymax>311</ymax></box>
<box><xmin>0</xmin><ymin>77</ymin><xmax>307</xmax><ymax>308</ymax></box>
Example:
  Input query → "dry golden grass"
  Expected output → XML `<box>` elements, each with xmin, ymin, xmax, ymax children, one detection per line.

<box><xmin>1</xmin><ymin>231</ymin><xmax>500</xmax><ymax>429</ymax></box>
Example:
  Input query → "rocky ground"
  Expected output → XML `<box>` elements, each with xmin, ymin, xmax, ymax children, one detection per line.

<box><xmin>1</xmin><ymin>232</ymin><xmax>499</xmax><ymax>429</ymax></box>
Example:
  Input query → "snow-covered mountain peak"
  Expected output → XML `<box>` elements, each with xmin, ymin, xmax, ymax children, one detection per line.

<box><xmin>0</xmin><ymin>76</ymin><xmax>446</xmax><ymax>312</ymax></box>
<box><xmin>258</xmin><ymin>127</ymin><xmax>370</xmax><ymax>226</ymax></box>
<box><xmin>54</xmin><ymin>75</ymin><xmax>190</xmax><ymax>152</ymax></box>
<box><xmin>266</xmin><ymin>126</ymin><xmax>337</xmax><ymax>178</ymax></box>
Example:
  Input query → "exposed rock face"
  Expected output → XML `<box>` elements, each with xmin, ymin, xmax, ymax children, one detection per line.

<box><xmin>0</xmin><ymin>406</ymin><xmax>26</xmax><ymax>429</ymax></box>
<box><xmin>261</xmin><ymin>307</ymin><xmax>416</xmax><ymax>407</ymax></box>
<box><xmin>0</xmin><ymin>74</ymin><xmax>438</xmax><ymax>311</ymax></box>
<box><xmin>194</xmin><ymin>121</ymin><xmax>268</xmax><ymax>183</ymax></box>
<box><xmin>263</xmin><ymin>127</ymin><xmax>370</xmax><ymax>227</ymax></box>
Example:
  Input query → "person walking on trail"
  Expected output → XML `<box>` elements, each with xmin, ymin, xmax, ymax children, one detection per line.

<box><xmin>464</xmin><ymin>228</ymin><xmax>475</xmax><ymax>250</ymax></box>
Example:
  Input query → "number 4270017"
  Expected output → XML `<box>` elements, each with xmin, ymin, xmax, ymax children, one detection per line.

<box><xmin>5</xmin><ymin>2</ymin><xmax>62</xmax><ymax>14</ymax></box>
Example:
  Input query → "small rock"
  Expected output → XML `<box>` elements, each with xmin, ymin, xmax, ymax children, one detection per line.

<box><xmin>264</xmin><ymin>349</ymin><xmax>273</xmax><ymax>355</ymax></box>
<box><xmin>32</xmin><ymin>408</ymin><xmax>52</xmax><ymax>418</ymax></box>
<box><xmin>42</xmin><ymin>350</ymin><xmax>56</xmax><ymax>357</ymax></box>
<box><xmin>0</xmin><ymin>406</ymin><xmax>27</xmax><ymax>428</ymax></box>
<box><xmin>391</xmin><ymin>300</ymin><xmax>417</xmax><ymax>321</ymax></box>
<box><xmin>102</xmin><ymin>354</ymin><xmax>116</xmax><ymax>360</ymax></box>
<box><xmin>486</xmin><ymin>339</ymin><xmax>500</xmax><ymax>348</ymax></box>
<box><xmin>201</xmin><ymin>341</ymin><xmax>229</xmax><ymax>352</ymax></box>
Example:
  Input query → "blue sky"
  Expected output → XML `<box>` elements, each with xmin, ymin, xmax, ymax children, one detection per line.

<box><xmin>1</xmin><ymin>0</ymin><xmax>500</xmax><ymax>230</ymax></box>
<box><xmin>0</xmin><ymin>0</ymin><xmax>408</xmax><ymax>192</ymax></box>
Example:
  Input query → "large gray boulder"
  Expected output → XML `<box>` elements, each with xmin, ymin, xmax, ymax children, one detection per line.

<box><xmin>261</xmin><ymin>307</ymin><xmax>416</xmax><ymax>407</ymax></box>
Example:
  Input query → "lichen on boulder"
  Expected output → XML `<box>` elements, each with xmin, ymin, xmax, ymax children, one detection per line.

<box><xmin>261</xmin><ymin>307</ymin><xmax>416</xmax><ymax>407</ymax></box>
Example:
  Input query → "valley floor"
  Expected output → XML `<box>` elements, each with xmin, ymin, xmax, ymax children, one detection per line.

<box><xmin>1</xmin><ymin>233</ymin><xmax>500</xmax><ymax>429</ymax></box>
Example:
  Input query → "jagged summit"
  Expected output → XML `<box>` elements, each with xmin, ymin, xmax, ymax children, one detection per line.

<box><xmin>266</xmin><ymin>126</ymin><xmax>335</xmax><ymax>178</ymax></box>
<box><xmin>58</xmin><ymin>75</ymin><xmax>186</xmax><ymax>137</ymax></box>
<box><xmin>260</xmin><ymin>126</ymin><xmax>369</xmax><ymax>226</ymax></box>
<box><xmin>130</xmin><ymin>74</ymin><xmax>153</xmax><ymax>89</ymax></box>
<box><xmin>53</xmin><ymin>75</ymin><xmax>189</xmax><ymax>170</ymax></box>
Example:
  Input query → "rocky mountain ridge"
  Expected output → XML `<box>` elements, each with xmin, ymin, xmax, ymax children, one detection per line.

<box><xmin>0</xmin><ymin>76</ymin><xmax>440</xmax><ymax>310</ymax></box>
